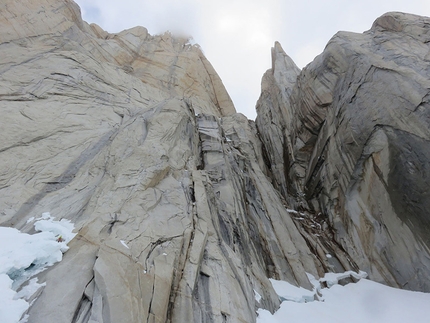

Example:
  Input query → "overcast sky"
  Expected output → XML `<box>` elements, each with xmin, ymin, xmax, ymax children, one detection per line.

<box><xmin>74</xmin><ymin>0</ymin><xmax>430</xmax><ymax>119</ymax></box>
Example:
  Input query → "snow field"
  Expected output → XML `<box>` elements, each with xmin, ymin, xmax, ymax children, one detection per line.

<box><xmin>257</xmin><ymin>271</ymin><xmax>430</xmax><ymax>323</ymax></box>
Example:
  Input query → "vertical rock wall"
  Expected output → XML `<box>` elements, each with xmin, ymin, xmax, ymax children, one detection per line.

<box><xmin>0</xmin><ymin>0</ymin><xmax>336</xmax><ymax>322</ymax></box>
<box><xmin>256</xmin><ymin>12</ymin><xmax>430</xmax><ymax>292</ymax></box>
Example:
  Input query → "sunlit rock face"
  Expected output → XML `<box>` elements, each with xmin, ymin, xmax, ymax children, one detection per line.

<box><xmin>1</xmin><ymin>0</ymin><xmax>430</xmax><ymax>321</ymax></box>
<box><xmin>256</xmin><ymin>12</ymin><xmax>430</xmax><ymax>292</ymax></box>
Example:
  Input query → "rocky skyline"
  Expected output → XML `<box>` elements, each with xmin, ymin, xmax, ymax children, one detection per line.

<box><xmin>74</xmin><ymin>0</ymin><xmax>430</xmax><ymax>119</ymax></box>
<box><xmin>0</xmin><ymin>1</ymin><xmax>429</xmax><ymax>322</ymax></box>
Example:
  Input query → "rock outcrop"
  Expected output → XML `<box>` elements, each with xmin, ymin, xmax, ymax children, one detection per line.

<box><xmin>256</xmin><ymin>12</ymin><xmax>430</xmax><ymax>292</ymax></box>
<box><xmin>1</xmin><ymin>0</ymin><xmax>429</xmax><ymax>322</ymax></box>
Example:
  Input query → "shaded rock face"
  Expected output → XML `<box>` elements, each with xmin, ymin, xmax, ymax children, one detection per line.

<box><xmin>256</xmin><ymin>12</ymin><xmax>430</xmax><ymax>292</ymax></box>
<box><xmin>1</xmin><ymin>1</ymin><xmax>430</xmax><ymax>322</ymax></box>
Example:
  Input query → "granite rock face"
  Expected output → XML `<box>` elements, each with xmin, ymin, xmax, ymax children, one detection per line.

<box><xmin>0</xmin><ymin>0</ymin><xmax>332</xmax><ymax>322</ymax></box>
<box><xmin>256</xmin><ymin>12</ymin><xmax>430</xmax><ymax>292</ymax></box>
<box><xmin>1</xmin><ymin>1</ymin><xmax>430</xmax><ymax>322</ymax></box>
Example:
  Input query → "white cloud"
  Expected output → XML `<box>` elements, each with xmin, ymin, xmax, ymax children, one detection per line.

<box><xmin>74</xmin><ymin>0</ymin><xmax>430</xmax><ymax>119</ymax></box>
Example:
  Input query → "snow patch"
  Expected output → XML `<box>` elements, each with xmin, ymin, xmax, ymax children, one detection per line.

<box><xmin>254</xmin><ymin>289</ymin><xmax>262</xmax><ymax>303</ymax></box>
<box><xmin>120</xmin><ymin>240</ymin><xmax>129</xmax><ymax>249</ymax></box>
<box><xmin>320</xmin><ymin>270</ymin><xmax>367</xmax><ymax>288</ymax></box>
<box><xmin>269</xmin><ymin>278</ymin><xmax>315</xmax><ymax>303</ymax></box>
<box><xmin>286</xmin><ymin>209</ymin><xmax>298</xmax><ymax>214</ymax></box>
<box><xmin>0</xmin><ymin>212</ymin><xmax>76</xmax><ymax>323</ymax></box>
<box><xmin>15</xmin><ymin>278</ymin><xmax>46</xmax><ymax>308</ymax></box>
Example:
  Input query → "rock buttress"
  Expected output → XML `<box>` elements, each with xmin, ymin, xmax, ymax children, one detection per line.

<box><xmin>256</xmin><ymin>12</ymin><xmax>430</xmax><ymax>292</ymax></box>
<box><xmin>0</xmin><ymin>0</ymin><xmax>336</xmax><ymax>322</ymax></box>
